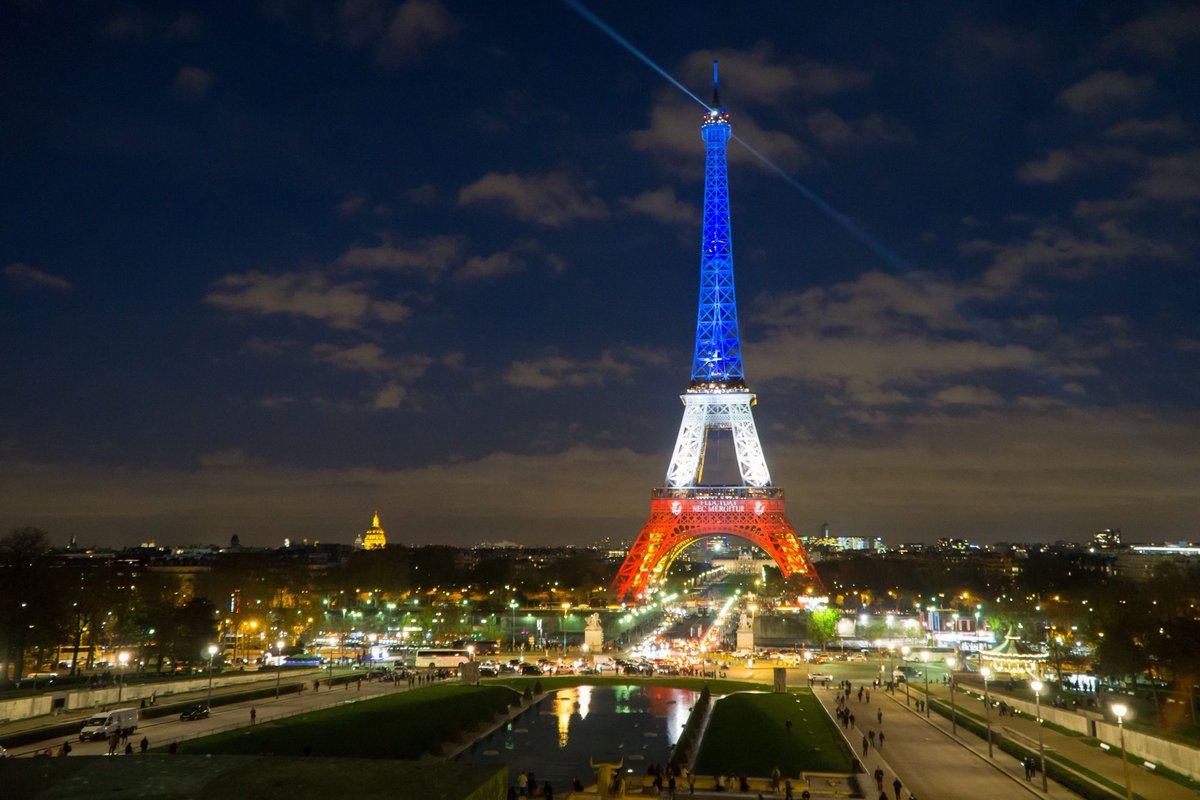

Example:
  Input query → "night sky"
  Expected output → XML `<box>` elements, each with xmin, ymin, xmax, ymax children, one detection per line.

<box><xmin>2</xmin><ymin>2</ymin><xmax>1198</xmax><ymax>548</ymax></box>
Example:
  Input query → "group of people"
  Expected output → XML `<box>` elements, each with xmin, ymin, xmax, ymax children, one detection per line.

<box><xmin>510</xmin><ymin>770</ymin><xmax>555</xmax><ymax>800</ymax></box>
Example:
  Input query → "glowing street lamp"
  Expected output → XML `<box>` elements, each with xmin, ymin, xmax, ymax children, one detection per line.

<box><xmin>921</xmin><ymin>651</ymin><xmax>931</xmax><ymax>717</ymax></box>
<box><xmin>205</xmin><ymin>645</ymin><xmax>218</xmax><ymax>707</ymax></box>
<box><xmin>509</xmin><ymin>600</ymin><xmax>519</xmax><ymax>653</ymax></box>
<box><xmin>1031</xmin><ymin>680</ymin><xmax>1048</xmax><ymax>792</ymax></box>
<box><xmin>117</xmin><ymin>651</ymin><xmax>130</xmax><ymax>702</ymax></box>
<box><xmin>561</xmin><ymin>603</ymin><xmax>571</xmax><ymax>653</ymax></box>
<box><xmin>275</xmin><ymin>640</ymin><xmax>284</xmax><ymax>699</ymax></box>
<box><xmin>946</xmin><ymin>655</ymin><xmax>958</xmax><ymax>735</ymax></box>
<box><xmin>1111</xmin><ymin>703</ymin><xmax>1133</xmax><ymax>800</ymax></box>
<box><xmin>901</xmin><ymin>645</ymin><xmax>911</xmax><ymax>705</ymax></box>
<box><xmin>981</xmin><ymin>665</ymin><xmax>994</xmax><ymax>757</ymax></box>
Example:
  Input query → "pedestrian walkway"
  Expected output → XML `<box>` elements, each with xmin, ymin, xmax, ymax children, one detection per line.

<box><xmin>918</xmin><ymin>681</ymin><xmax>1199</xmax><ymax>800</ymax></box>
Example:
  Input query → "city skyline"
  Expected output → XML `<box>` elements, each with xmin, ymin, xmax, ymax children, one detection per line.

<box><xmin>3</xmin><ymin>2</ymin><xmax>1199</xmax><ymax>548</ymax></box>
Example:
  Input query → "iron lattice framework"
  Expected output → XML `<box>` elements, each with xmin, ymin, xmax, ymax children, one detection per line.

<box><xmin>613</xmin><ymin>65</ymin><xmax>819</xmax><ymax>601</ymax></box>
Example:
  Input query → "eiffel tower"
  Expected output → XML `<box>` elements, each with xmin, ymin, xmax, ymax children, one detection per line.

<box><xmin>613</xmin><ymin>63</ymin><xmax>820</xmax><ymax>601</ymax></box>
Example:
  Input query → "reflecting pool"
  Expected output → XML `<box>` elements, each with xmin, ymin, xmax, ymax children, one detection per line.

<box><xmin>459</xmin><ymin>685</ymin><xmax>700</xmax><ymax>790</ymax></box>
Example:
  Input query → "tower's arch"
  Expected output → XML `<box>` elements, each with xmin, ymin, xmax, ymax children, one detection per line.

<box><xmin>613</xmin><ymin>491</ymin><xmax>821</xmax><ymax>601</ymax></box>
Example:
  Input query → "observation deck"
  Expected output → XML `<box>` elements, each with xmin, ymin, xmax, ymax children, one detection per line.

<box><xmin>651</xmin><ymin>486</ymin><xmax>784</xmax><ymax>501</ymax></box>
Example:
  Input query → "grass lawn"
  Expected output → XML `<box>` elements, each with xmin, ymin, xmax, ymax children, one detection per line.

<box><xmin>693</xmin><ymin>690</ymin><xmax>856</xmax><ymax>778</ymax></box>
<box><xmin>493</xmin><ymin>675</ymin><xmax>765</xmax><ymax>695</ymax></box>
<box><xmin>4</xmin><ymin>754</ymin><xmax>505</xmax><ymax>800</ymax></box>
<box><xmin>170</xmin><ymin>683</ymin><xmax>520</xmax><ymax>759</ymax></box>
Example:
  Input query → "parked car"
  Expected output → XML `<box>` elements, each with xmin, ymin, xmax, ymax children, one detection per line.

<box><xmin>179</xmin><ymin>704</ymin><xmax>210</xmax><ymax>721</ymax></box>
<box><xmin>809</xmin><ymin>673</ymin><xmax>835</xmax><ymax>682</ymax></box>
<box><xmin>520</xmin><ymin>664</ymin><xmax>542</xmax><ymax>676</ymax></box>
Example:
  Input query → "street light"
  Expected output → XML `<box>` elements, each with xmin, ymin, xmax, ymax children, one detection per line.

<box><xmin>275</xmin><ymin>640</ymin><xmax>284</xmax><ymax>699</ymax></box>
<box><xmin>921</xmin><ymin>651</ymin><xmax>931</xmax><ymax>717</ymax></box>
<box><xmin>981</xmin><ymin>665</ymin><xmax>994</xmax><ymax>757</ymax></box>
<box><xmin>561</xmin><ymin>602</ymin><xmax>571</xmax><ymax>653</ymax></box>
<box><xmin>1031</xmin><ymin>680</ymin><xmax>1048</xmax><ymax>792</ymax></box>
<box><xmin>205</xmin><ymin>645</ymin><xmax>218</xmax><ymax>707</ymax></box>
<box><xmin>1111</xmin><ymin>703</ymin><xmax>1133</xmax><ymax>800</ymax></box>
<box><xmin>901</xmin><ymin>645</ymin><xmax>911</xmax><ymax>705</ymax></box>
<box><xmin>946</xmin><ymin>656</ymin><xmax>958</xmax><ymax>735</ymax></box>
<box><xmin>509</xmin><ymin>600</ymin><xmax>518</xmax><ymax>653</ymax></box>
<box><xmin>117</xmin><ymin>651</ymin><xmax>129</xmax><ymax>702</ymax></box>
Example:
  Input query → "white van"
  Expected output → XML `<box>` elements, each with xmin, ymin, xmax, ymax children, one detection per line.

<box><xmin>79</xmin><ymin>707</ymin><xmax>138</xmax><ymax>741</ymax></box>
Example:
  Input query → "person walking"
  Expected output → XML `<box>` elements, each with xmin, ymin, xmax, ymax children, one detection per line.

<box><xmin>140</xmin><ymin>736</ymin><xmax>149</xmax><ymax>754</ymax></box>
<box><xmin>784</xmin><ymin>780</ymin><xmax>793</xmax><ymax>800</ymax></box>
<box><xmin>124</xmin><ymin>742</ymin><xmax>133</xmax><ymax>755</ymax></box>
<box><xmin>878</xmin><ymin>730</ymin><xmax>885</xmax><ymax>749</ymax></box>
<box><xmin>108</xmin><ymin>733</ymin><xmax>119</xmax><ymax>756</ymax></box>
<box><xmin>250</xmin><ymin>706</ymin><xmax>257</xmax><ymax>725</ymax></box>
<box><xmin>873</xmin><ymin>767</ymin><xmax>884</xmax><ymax>791</ymax></box>
<box><xmin>892</xmin><ymin>777</ymin><xmax>902</xmax><ymax>800</ymax></box>
<box><xmin>668</xmin><ymin>773</ymin><xmax>676</xmax><ymax>800</ymax></box>
<box><xmin>862</xmin><ymin>734</ymin><xmax>869</xmax><ymax>755</ymax></box>
<box><xmin>877</xmin><ymin>708</ymin><xmax>883</xmax><ymax>724</ymax></box>
<box><xmin>869</xmin><ymin>729</ymin><xmax>876</xmax><ymax>747</ymax></box>
<box><xmin>168</xmin><ymin>741</ymin><xmax>178</xmax><ymax>754</ymax></box>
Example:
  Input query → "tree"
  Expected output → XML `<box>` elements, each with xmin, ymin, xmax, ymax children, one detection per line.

<box><xmin>807</xmin><ymin>607</ymin><xmax>841</xmax><ymax>649</ymax></box>
<box><xmin>0</xmin><ymin>528</ymin><xmax>65</xmax><ymax>683</ymax></box>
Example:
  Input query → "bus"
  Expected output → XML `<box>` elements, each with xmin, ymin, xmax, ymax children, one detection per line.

<box><xmin>414</xmin><ymin>648</ymin><xmax>471</xmax><ymax>669</ymax></box>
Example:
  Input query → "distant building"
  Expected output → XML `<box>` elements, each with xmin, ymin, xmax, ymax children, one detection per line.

<box><xmin>1116</xmin><ymin>542</ymin><xmax>1200</xmax><ymax>582</ymax></box>
<box><xmin>1091</xmin><ymin>529</ymin><xmax>1122</xmax><ymax>549</ymax></box>
<box><xmin>356</xmin><ymin>512</ymin><xmax>387</xmax><ymax>550</ymax></box>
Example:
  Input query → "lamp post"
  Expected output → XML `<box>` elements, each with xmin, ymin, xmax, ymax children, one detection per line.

<box><xmin>205</xmin><ymin>645</ymin><xmax>218</xmax><ymax>707</ymax></box>
<box><xmin>921</xmin><ymin>651</ymin><xmax>930</xmax><ymax>717</ymax></box>
<box><xmin>509</xmin><ymin>600</ymin><xmax>518</xmax><ymax>653</ymax></box>
<box><xmin>275</xmin><ymin>640</ymin><xmax>284</xmax><ymax>699</ymax></box>
<box><xmin>946</xmin><ymin>656</ymin><xmax>958</xmax><ymax>735</ymax></box>
<box><xmin>117</xmin><ymin>651</ymin><xmax>129</xmax><ymax>703</ymax></box>
<box><xmin>1031</xmin><ymin>680</ymin><xmax>1048</xmax><ymax>792</ymax></box>
<box><xmin>561</xmin><ymin>602</ymin><xmax>571</xmax><ymax>653</ymax></box>
<box><xmin>1111</xmin><ymin>703</ymin><xmax>1133</xmax><ymax>800</ymax></box>
<box><xmin>981</xmin><ymin>665</ymin><xmax>994</xmax><ymax>757</ymax></box>
<box><xmin>901</xmin><ymin>645</ymin><xmax>911</xmax><ymax>705</ymax></box>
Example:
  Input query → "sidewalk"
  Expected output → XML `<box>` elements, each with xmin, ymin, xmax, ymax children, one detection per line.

<box><xmin>918</xmin><ymin>681</ymin><xmax>1200</xmax><ymax>800</ymax></box>
<box><xmin>809</xmin><ymin>681</ymin><xmax>1074</xmax><ymax>800</ymax></box>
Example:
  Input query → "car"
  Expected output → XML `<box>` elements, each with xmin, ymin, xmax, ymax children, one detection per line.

<box><xmin>809</xmin><ymin>673</ymin><xmax>835</xmax><ymax>682</ymax></box>
<box><xmin>520</xmin><ymin>664</ymin><xmax>542</xmax><ymax>676</ymax></box>
<box><xmin>179</xmin><ymin>704</ymin><xmax>210</xmax><ymax>721</ymax></box>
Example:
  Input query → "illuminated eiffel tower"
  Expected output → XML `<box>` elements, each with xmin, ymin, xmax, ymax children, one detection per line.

<box><xmin>613</xmin><ymin>64</ymin><xmax>820</xmax><ymax>601</ymax></box>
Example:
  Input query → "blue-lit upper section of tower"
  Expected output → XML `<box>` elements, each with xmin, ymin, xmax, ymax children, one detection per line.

<box><xmin>690</xmin><ymin>66</ymin><xmax>745</xmax><ymax>391</ymax></box>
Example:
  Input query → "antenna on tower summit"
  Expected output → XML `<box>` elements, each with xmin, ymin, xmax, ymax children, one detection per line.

<box><xmin>712</xmin><ymin>59</ymin><xmax>720</xmax><ymax>107</ymax></box>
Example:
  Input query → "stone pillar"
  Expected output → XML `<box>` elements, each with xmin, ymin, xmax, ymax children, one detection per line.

<box><xmin>584</xmin><ymin>612</ymin><xmax>604</xmax><ymax>651</ymax></box>
<box><xmin>736</xmin><ymin>614</ymin><xmax>754</xmax><ymax>651</ymax></box>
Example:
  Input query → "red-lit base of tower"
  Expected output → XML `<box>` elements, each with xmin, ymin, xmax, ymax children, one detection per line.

<box><xmin>612</xmin><ymin>490</ymin><xmax>821</xmax><ymax>601</ymax></box>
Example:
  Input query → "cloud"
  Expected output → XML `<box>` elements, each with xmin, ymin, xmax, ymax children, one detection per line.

<box><xmin>631</xmin><ymin>93</ymin><xmax>807</xmax><ymax>173</ymax></box>
<box><xmin>4</xmin><ymin>262</ymin><xmax>73</xmax><ymax>291</ymax></box>
<box><xmin>963</xmin><ymin>220</ymin><xmax>1176</xmax><ymax>295</ymax></box>
<box><xmin>337</xmin><ymin>0</ymin><xmax>458</xmax><ymax>69</ymax></box>
<box><xmin>372</xmin><ymin>381</ymin><xmax>406</xmax><ymax>409</ymax></box>
<box><xmin>173</xmin><ymin>67</ymin><xmax>214</xmax><ymax>101</ymax></box>
<box><xmin>677</xmin><ymin>44</ymin><xmax>870</xmax><ymax>105</ymax></box>
<box><xmin>504</xmin><ymin>348</ymin><xmax>669</xmax><ymax>390</ymax></box>
<box><xmin>1104</xmin><ymin>6</ymin><xmax>1200</xmax><ymax>58</ymax></box>
<box><xmin>620</xmin><ymin>186</ymin><xmax>694</xmax><ymax>225</ymax></box>
<box><xmin>12</xmin><ymin>407</ymin><xmax>1200</xmax><ymax>546</ymax></box>
<box><xmin>458</xmin><ymin>172</ymin><xmax>608</xmax><ymax>227</ymax></box>
<box><xmin>1016</xmin><ymin>145</ymin><xmax>1141</xmax><ymax>184</ymax></box>
<box><xmin>1136</xmin><ymin>148</ymin><xmax>1200</xmax><ymax>201</ymax></box>
<box><xmin>806</xmin><ymin>110</ymin><xmax>913</xmax><ymax>148</ymax></box>
<box><xmin>337</xmin><ymin>234</ymin><xmax>463</xmax><ymax>274</ymax></box>
<box><xmin>206</xmin><ymin>271</ymin><xmax>409</xmax><ymax>329</ymax></box>
<box><xmin>1057</xmin><ymin>71</ymin><xmax>1154</xmax><ymax>113</ymax></box>
<box><xmin>310</xmin><ymin>342</ymin><xmax>396</xmax><ymax>373</ymax></box>
<box><xmin>1016</xmin><ymin>149</ymin><xmax>1085</xmax><ymax>183</ymax></box>
<box><xmin>199</xmin><ymin>448</ymin><xmax>263</xmax><ymax>469</ymax></box>
<box><xmin>336</xmin><ymin>191</ymin><xmax>368</xmax><ymax>216</ymax></box>
<box><xmin>1103</xmin><ymin>116</ymin><xmax>1189</xmax><ymax>140</ymax></box>
<box><xmin>458</xmin><ymin>251</ymin><xmax>524</xmax><ymax>281</ymax></box>
<box><xmin>933</xmin><ymin>385</ymin><xmax>1004</xmax><ymax>407</ymax></box>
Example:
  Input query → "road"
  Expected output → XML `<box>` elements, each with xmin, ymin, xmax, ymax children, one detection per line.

<box><xmin>11</xmin><ymin>673</ymin><xmax>421</xmax><ymax>758</ymax></box>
